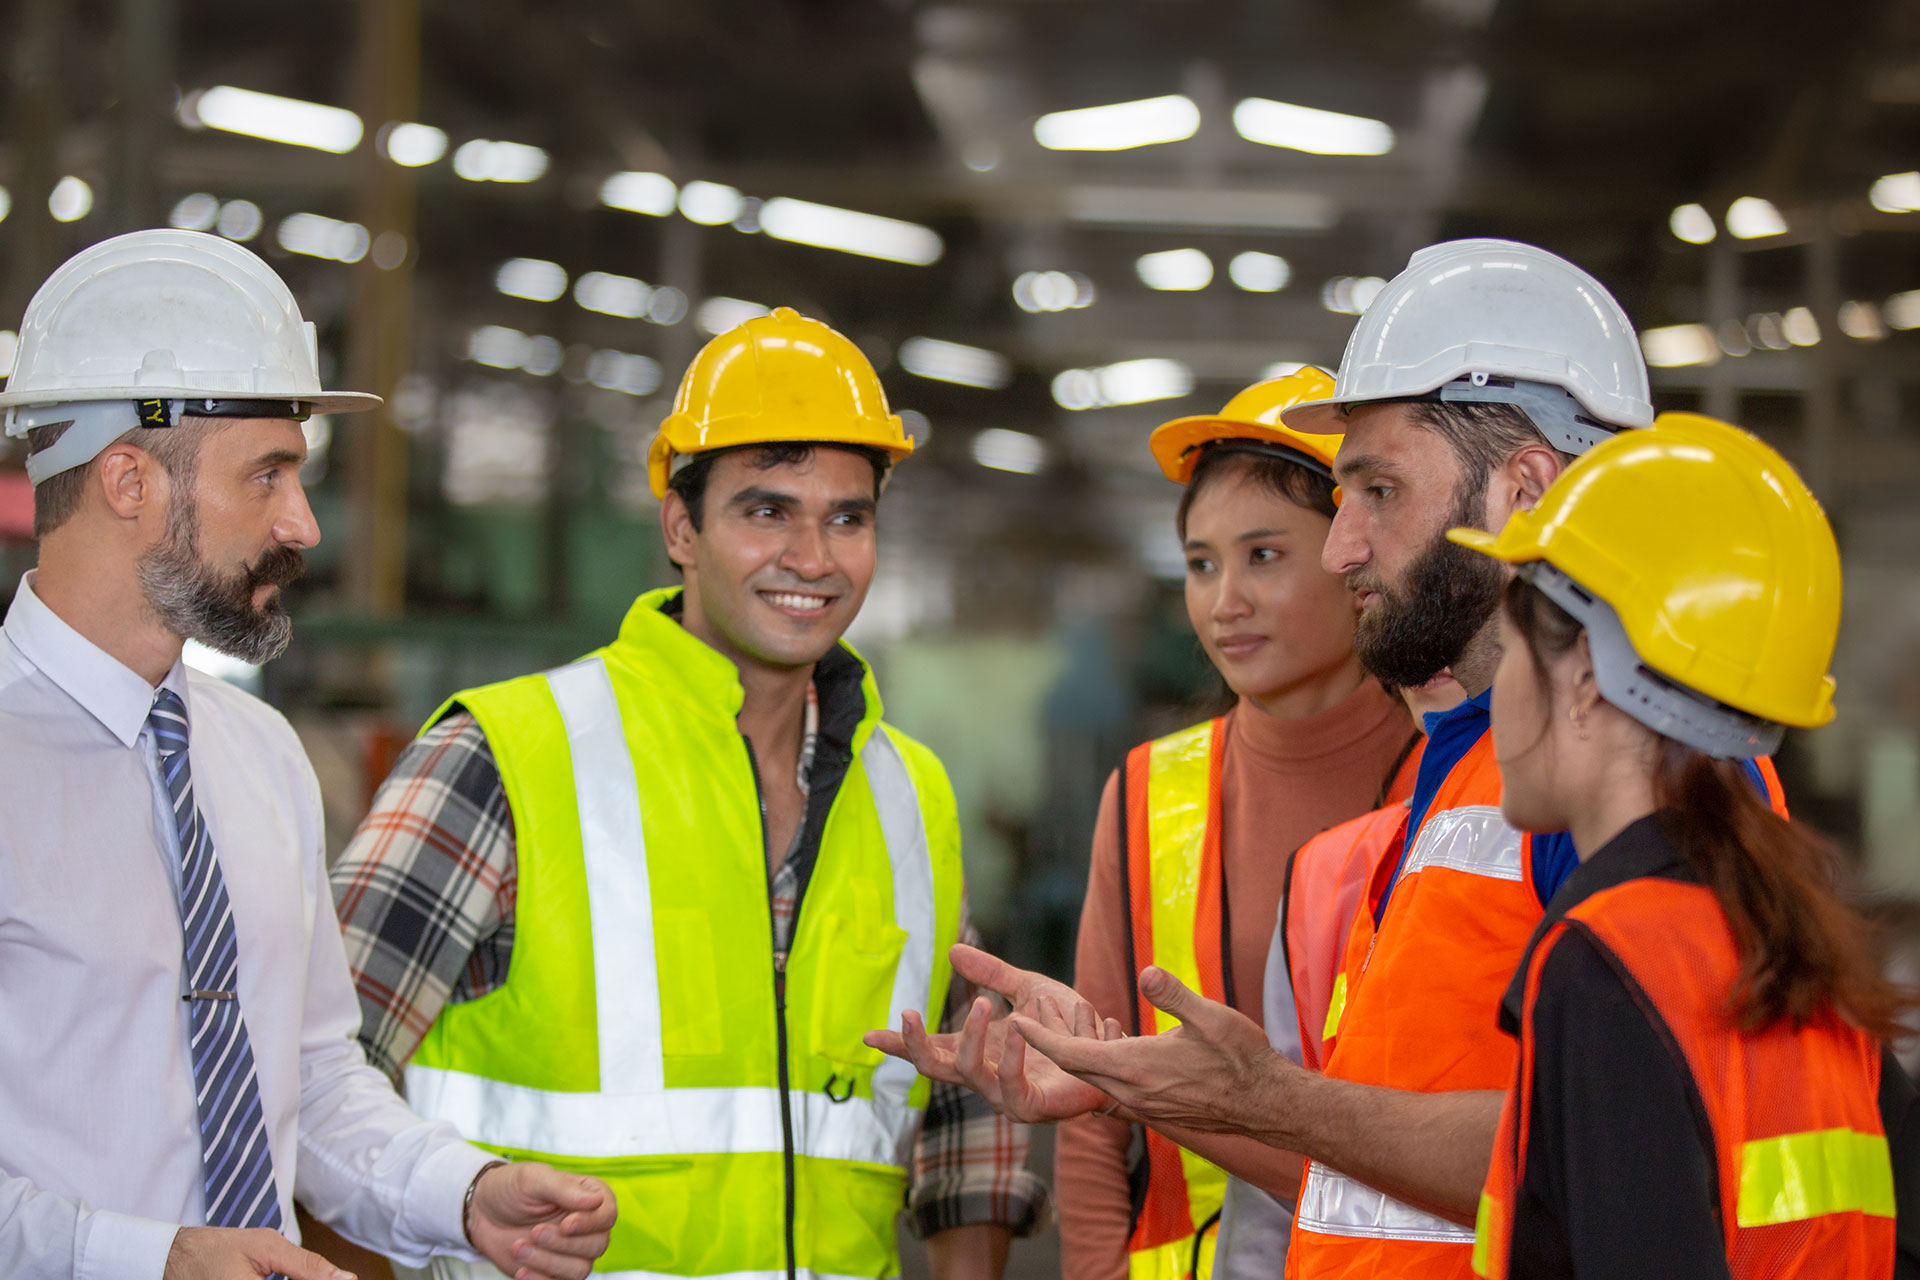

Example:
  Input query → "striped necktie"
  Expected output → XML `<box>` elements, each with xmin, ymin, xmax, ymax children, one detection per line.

<box><xmin>149</xmin><ymin>688</ymin><xmax>284</xmax><ymax>1233</ymax></box>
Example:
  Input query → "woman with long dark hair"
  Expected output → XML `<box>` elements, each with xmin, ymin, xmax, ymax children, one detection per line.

<box><xmin>1453</xmin><ymin>412</ymin><xmax>1910</xmax><ymax>1278</ymax></box>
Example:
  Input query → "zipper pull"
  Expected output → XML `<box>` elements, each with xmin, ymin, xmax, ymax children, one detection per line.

<box><xmin>774</xmin><ymin>951</ymin><xmax>788</xmax><ymax>1009</ymax></box>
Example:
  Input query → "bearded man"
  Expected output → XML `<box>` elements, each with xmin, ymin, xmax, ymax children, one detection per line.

<box><xmin>0</xmin><ymin>230</ymin><xmax>616</xmax><ymax>1280</ymax></box>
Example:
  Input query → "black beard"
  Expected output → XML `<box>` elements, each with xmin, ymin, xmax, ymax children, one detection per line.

<box><xmin>1350</xmin><ymin>492</ymin><xmax>1507</xmax><ymax>689</ymax></box>
<box><xmin>136</xmin><ymin>498</ymin><xmax>305</xmax><ymax>664</ymax></box>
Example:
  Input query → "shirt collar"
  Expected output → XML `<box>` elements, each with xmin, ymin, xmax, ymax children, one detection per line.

<box><xmin>3</xmin><ymin>571</ymin><xmax>190</xmax><ymax>748</ymax></box>
<box><xmin>1422</xmin><ymin>684</ymin><xmax>1491</xmax><ymax>737</ymax></box>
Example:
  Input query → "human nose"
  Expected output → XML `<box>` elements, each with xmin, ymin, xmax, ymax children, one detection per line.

<box><xmin>1321</xmin><ymin>503</ymin><xmax>1367</xmax><ymax>577</ymax></box>
<box><xmin>277</xmin><ymin>477</ymin><xmax>321</xmax><ymax>550</ymax></box>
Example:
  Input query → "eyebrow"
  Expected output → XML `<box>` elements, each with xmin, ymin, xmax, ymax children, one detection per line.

<box><xmin>1333</xmin><ymin>452</ymin><xmax>1394</xmax><ymax>484</ymax></box>
<box><xmin>728</xmin><ymin>486</ymin><xmax>877</xmax><ymax>516</ymax></box>
<box><xmin>249</xmin><ymin>448</ymin><xmax>306</xmax><ymax>471</ymax></box>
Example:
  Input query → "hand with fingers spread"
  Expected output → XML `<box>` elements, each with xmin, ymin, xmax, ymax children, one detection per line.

<box><xmin>163</xmin><ymin>1226</ymin><xmax>357</xmax><ymax>1280</ymax></box>
<box><xmin>1010</xmin><ymin>964</ymin><xmax>1299</xmax><ymax>1139</ymax></box>
<box><xmin>465</xmin><ymin>1162</ymin><xmax>618</xmax><ymax>1280</ymax></box>
<box><xmin>863</xmin><ymin>943</ymin><xmax>1127</xmax><ymax>1123</ymax></box>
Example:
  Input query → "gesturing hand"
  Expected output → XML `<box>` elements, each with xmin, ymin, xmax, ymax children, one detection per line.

<box><xmin>163</xmin><ymin>1226</ymin><xmax>354</xmax><ymax>1279</ymax></box>
<box><xmin>863</xmin><ymin>943</ymin><xmax>1127</xmax><ymax>1123</ymax></box>
<box><xmin>466</xmin><ymin>1163</ymin><xmax>618</xmax><ymax>1280</ymax></box>
<box><xmin>1011</xmin><ymin>965</ymin><xmax>1298</xmax><ymax>1137</ymax></box>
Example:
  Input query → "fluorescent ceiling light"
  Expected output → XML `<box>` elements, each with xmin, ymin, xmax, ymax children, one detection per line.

<box><xmin>1136</xmin><ymin>248</ymin><xmax>1213</xmax><ymax>291</ymax></box>
<box><xmin>189</xmin><ymin>86</ymin><xmax>364</xmax><ymax>154</ymax></box>
<box><xmin>1261</xmin><ymin>361</ymin><xmax>1309</xmax><ymax>380</ymax></box>
<box><xmin>1725</xmin><ymin>196</ymin><xmax>1787</xmax><ymax>239</ymax></box>
<box><xmin>1033</xmin><ymin>94</ymin><xmax>1200</xmax><ymax>152</ymax></box>
<box><xmin>1837</xmin><ymin>301</ymin><xmax>1887</xmax><ymax>341</ymax></box>
<box><xmin>48</xmin><ymin>176</ymin><xmax>92</xmax><ymax>223</ymax></box>
<box><xmin>1870</xmin><ymin>171</ymin><xmax>1920</xmax><ymax>214</ymax></box>
<box><xmin>521</xmin><ymin>336</ymin><xmax>563</xmax><ymax>377</ymax></box>
<box><xmin>1322</xmin><ymin>276</ymin><xmax>1387</xmax><ymax>315</ymax></box>
<box><xmin>1012</xmin><ymin>271</ymin><xmax>1095</xmax><ymax>313</ymax></box>
<box><xmin>587</xmin><ymin>350</ymin><xmax>662</xmax><ymax>396</ymax></box>
<box><xmin>216</xmin><ymin>200</ymin><xmax>262</xmax><ymax>241</ymax></box>
<box><xmin>1233</xmin><ymin>98</ymin><xmax>1393</xmax><ymax>156</ymax></box>
<box><xmin>1747</xmin><ymin>313</ymin><xmax>1791</xmax><ymax>351</ymax></box>
<box><xmin>899</xmin><ymin>337</ymin><xmax>1012</xmax><ymax>389</ymax></box>
<box><xmin>170</xmin><ymin>192</ymin><xmax>219</xmax><ymax>231</ymax></box>
<box><xmin>696</xmin><ymin>296</ymin><xmax>771</xmax><ymax>336</ymax></box>
<box><xmin>1228</xmin><ymin>251</ymin><xmax>1290</xmax><ymax>292</ymax></box>
<box><xmin>452</xmin><ymin>139</ymin><xmax>549</xmax><ymax>183</ymax></box>
<box><xmin>1064</xmin><ymin>185</ymin><xmax>1337</xmax><ymax>231</ymax></box>
<box><xmin>1640</xmin><ymin>323</ymin><xmax>1720</xmax><ymax>368</ymax></box>
<box><xmin>602</xmin><ymin>170</ymin><xmax>678</xmax><ymax>216</ymax></box>
<box><xmin>1669</xmin><ymin>203</ymin><xmax>1716</xmax><ymax>245</ymax></box>
<box><xmin>467</xmin><ymin>325</ymin><xmax>529</xmax><ymax>369</ymax></box>
<box><xmin>1781</xmin><ymin>306</ymin><xmax>1820</xmax><ymax>347</ymax></box>
<box><xmin>1885</xmin><ymin>290</ymin><xmax>1920</xmax><ymax>331</ymax></box>
<box><xmin>574</xmin><ymin>271</ymin><xmax>653</xmax><ymax>318</ymax></box>
<box><xmin>678</xmin><ymin>180</ymin><xmax>743</xmax><ymax>225</ymax></box>
<box><xmin>647</xmin><ymin>287</ymin><xmax>689</xmax><ymax>326</ymax></box>
<box><xmin>496</xmin><ymin>258</ymin><xmax>568</xmax><ymax>302</ymax></box>
<box><xmin>971</xmin><ymin>428</ymin><xmax>1048</xmax><ymax>474</ymax></box>
<box><xmin>0</xmin><ymin>188</ymin><xmax>9</xmax><ymax>224</ymax></box>
<box><xmin>759</xmin><ymin>197</ymin><xmax>943</xmax><ymax>265</ymax></box>
<box><xmin>383</xmin><ymin>122</ymin><xmax>447</xmax><ymax>167</ymax></box>
<box><xmin>277</xmin><ymin>213</ymin><xmax>369</xmax><ymax>263</ymax></box>
<box><xmin>1052</xmin><ymin>358</ymin><xmax>1193</xmax><ymax>410</ymax></box>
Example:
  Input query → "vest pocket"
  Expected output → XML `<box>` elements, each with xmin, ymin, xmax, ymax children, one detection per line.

<box><xmin>810</xmin><ymin>911</ymin><xmax>907</xmax><ymax>1075</ymax></box>
<box><xmin>656</xmin><ymin>909</ymin><xmax>725</xmax><ymax>1057</ymax></box>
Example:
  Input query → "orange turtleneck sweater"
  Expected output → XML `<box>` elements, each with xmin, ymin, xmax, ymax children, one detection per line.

<box><xmin>1057</xmin><ymin>677</ymin><xmax>1417</xmax><ymax>1280</ymax></box>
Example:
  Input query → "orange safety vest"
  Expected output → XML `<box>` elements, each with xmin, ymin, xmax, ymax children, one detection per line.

<box><xmin>1288</xmin><ymin>734</ymin><xmax>1792</xmax><ymax>1280</ymax></box>
<box><xmin>1117</xmin><ymin>719</ymin><xmax>1233</xmax><ymax>1280</ymax></box>
<box><xmin>1283</xmin><ymin>805</ymin><xmax>1409</xmax><ymax>1074</ymax></box>
<box><xmin>1474</xmin><ymin>878</ymin><xmax>1895</xmax><ymax>1279</ymax></box>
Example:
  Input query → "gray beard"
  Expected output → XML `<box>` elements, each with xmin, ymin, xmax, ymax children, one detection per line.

<box><xmin>135</xmin><ymin>499</ymin><xmax>297</xmax><ymax>665</ymax></box>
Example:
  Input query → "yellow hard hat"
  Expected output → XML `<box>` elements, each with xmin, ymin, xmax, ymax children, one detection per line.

<box><xmin>1149</xmin><ymin>367</ymin><xmax>1340</xmax><ymax>484</ymax></box>
<box><xmin>1448</xmin><ymin>411</ymin><xmax>1840</xmax><ymax>749</ymax></box>
<box><xmin>648</xmin><ymin>307</ymin><xmax>914</xmax><ymax>498</ymax></box>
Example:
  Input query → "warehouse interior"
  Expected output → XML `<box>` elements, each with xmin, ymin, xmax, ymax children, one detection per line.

<box><xmin>2</xmin><ymin>0</ymin><xmax>1920</xmax><ymax>1271</ymax></box>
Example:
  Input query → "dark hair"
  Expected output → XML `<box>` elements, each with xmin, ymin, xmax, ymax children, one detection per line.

<box><xmin>666</xmin><ymin>441</ymin><xmax>890</xmax><ymax>532</ymax></box>
<box><xmin>1174</xmin><ymin>443</ymin><xmax>1337</xmax><ymax>540</ymax></box>
<box><xmin>1408</xmin><ymin>401</ymin><xmax>1572</xmax><ymax>512</ymax></box>
<box><xmin>1504</xmin><ymin>577</ymin><xmax>1912</xmax><ymax>1040</ymax></box>
<box><xmin>27</xmin><ymin>417</ymin><xmax>209</xmax><ymax>538</ymax></box>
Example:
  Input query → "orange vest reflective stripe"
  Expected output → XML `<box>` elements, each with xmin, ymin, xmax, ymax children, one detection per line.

<box><xmin>1475</xmin><ymin>879</ymin><xmax>1894</xmax><ymax>1279</ymax></box>
<box><xmin>1118</xmin><ymin>720</ymin><xmax>1230</xmax><ymax>1280</ymax></box>
<box><xmin>1287</xmin><ymin>729</ymin><xmax>1527</xmax><ymax>1279</ymax></box>
<box><xmin>1284</xmin><ymin>805</ymin><xmax>1409</xmax><ymax>1073</ymax></box>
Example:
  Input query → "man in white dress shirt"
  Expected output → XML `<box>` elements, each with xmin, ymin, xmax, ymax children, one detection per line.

<box><xmin>0</xmin><ymin>230</ymin><xmax>617</xmax><ymax>1280</ymax></box>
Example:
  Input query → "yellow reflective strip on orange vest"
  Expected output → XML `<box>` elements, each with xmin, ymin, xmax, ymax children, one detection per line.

<box><xmin>1323</xmin><ymin>972</ymin><xmax>1349</xmax><ymax>1043</ymax></box>
<box><xmin>1471</xmin><ymin>1191</ymin><xmax>1497</xmax><ymax>1277</ymax></box>
<box><xmin>1736</xmin><ymin>1127</ymin><xmax>1896</xmax><ymax>1227</ymax></box>
<box><xmin>1127</xmin><ymin>1211</ymin><xmax>1218</xmax><ymax>1280</ymax></box>
<box><xmin>1145</xmin><ymin>723</ymin><xmax>1213</xmax><ymax>1028</ymax></box>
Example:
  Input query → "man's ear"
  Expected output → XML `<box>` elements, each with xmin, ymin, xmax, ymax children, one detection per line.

<box><xmin>660</xmin><ymin>490</ymin><xmax>697</xmax><ymax>572</ymax></box>
<box><xmin>95</xmin><ymin>443</ymin><xmax>160</xmax><ymax>521</ymax></box>
<box><xmin>1484</xmin><ymin>443</ymin><xmax>1565</xmax><ymax>532</ymax></box>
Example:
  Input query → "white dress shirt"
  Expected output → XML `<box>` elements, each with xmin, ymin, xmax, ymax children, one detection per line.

<box><xmin>0</xmin><ymin>573</ymin><xmax>494</xmax><ymax>1280</ymax></box>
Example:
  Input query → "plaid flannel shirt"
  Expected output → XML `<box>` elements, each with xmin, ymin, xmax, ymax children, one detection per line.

<box><xmin>331</xmin><ymin>710</ymin><xmax>1051</xmax><ymax>1240</ymax></box>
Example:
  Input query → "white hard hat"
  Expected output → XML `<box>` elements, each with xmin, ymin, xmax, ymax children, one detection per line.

<box><xmin>1283</xmin><ymin>238</ymin><xmax>1654</xmax><ymax>455</ymax></box>
<box><xmin>2</xmin><ymin>229</ymin><xmax>379</xmax><ymax>484</ymax></box>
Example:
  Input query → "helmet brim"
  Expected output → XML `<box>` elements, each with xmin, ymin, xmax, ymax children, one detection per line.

<box><xmin>0</xmin><ymin>386</ymin><xmax>383</xmax><ymax>414</ymax></box>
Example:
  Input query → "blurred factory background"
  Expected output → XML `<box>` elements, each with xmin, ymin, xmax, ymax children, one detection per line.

<box><xmin>3</xmin><ymin>0</ymin><xmax>1920</xmax><ymax>1007</ymax></box>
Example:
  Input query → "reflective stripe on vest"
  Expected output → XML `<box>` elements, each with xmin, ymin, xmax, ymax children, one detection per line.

<box><xmin>1122</xmin><ymin>720</ymin><xmax>1231</xmax><ymax>1280</ymax></box>
<box><xmin>1295</xmin><ymin>1162</ymin><xmax>1475</xmax><ymax>1245</ymax></box>
<box><xmin>1402</xmin><ymin>805</ymin><xmax>1523</xmax><ymax>882</ymax></box>
<box><xmin>1738</xmin><ymin>1127</ymin><xmax>1896</xmax><ymax>1227</ymax></box>
<box><xmin>433</xmin><ymin>1264</ymin><xmax>897</xmax><ymax>1280</ymax></box>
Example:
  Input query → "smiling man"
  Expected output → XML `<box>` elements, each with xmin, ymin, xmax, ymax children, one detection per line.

<box><xmin>332</xmin><ymin>308</ymin><xmax>1047</xmax><ymax>1280</ymax></box>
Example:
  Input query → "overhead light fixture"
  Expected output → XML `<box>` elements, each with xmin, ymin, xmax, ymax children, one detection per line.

<box><xmin>678</xmin><ymin>180</ymin><xmax>743</xmax><ymax>226</ymax></box>
<box><xmin>1052</xmin><ymin>358</ymin><xmax>1194</xmax><ymax>410</ymax></box>
<box><xmin>1136</xmin><ymin>248</ymin><xmax>1213</xmax><ymax>291</ymax></box>
<box><xmin>1747</xmin><ymin>313</ymin><xmax>1791</xmax><ymax>351</ymax></box>
<box><xmin>0</xmin><ymin>188</ymin><xmax>13</xmax><ymax>224</ymax></box>
<box><xmin>1065</xmin><ymin>185</ymin><xmax>1338</xmax><ymax>231</ymax></box>
<box><xmin>496</xmin><ymin>258</ymin><xmax>568</xmax><ymax>302</ymax></box>
<box><xmin>1780</xmin><ymin>306</ymin><xmax>1820</xmax><ymax>347</ymax></box>
<box><xmin>1838</xmin><ymin>301</ymin><xmax>1888</xmax><ymax>341</ymax></box>
<box><xmin>48</xmin><ymin>176</ymin><xmax>93</xmax><ymax>223</ymax></box>
<box><xmin>646</xmin><ymin>286</ymin><xmax>689</xmax><ymax>326</ymax></box>
<box><xmin>1261</xmin><ymin>361</ymin><xmax>1309</xmax><ymax>380</ymax></box>
<box><xmin>1229</xmin><ymin>251</ymin><xmax>1290</xmax><ymax>292</ymax></box>
<box><xmin>1725</xmin><ymin>196</ymin><xmax>1787</xmax><ymax>240</ymax></box>
<box><xmin>186</xmin><ymin>86</ymin><xmax>364</xmax><ymax>154</ymax></box>
<box><xmin>899</xmin><ymin>337</ymin><xmax>1012</xmax><ymax>389</ymax></box>
<box><xmin>452</xmin><ymin>139</ymin><xmax>549</xmax><ymax>183</ymax></box>
<box><xmin>1012</xmin><ymin>271</ymin><xmax>1095</xmax><ymax>313</ymax></box>
<box><xmin>601</xmin><ymin>170</ymin><xmax>678</xmax><ymax>216</ymax></box>
<box><xmin>759</xmin><ymin>197</ymin><xmax>943</xmax><ymax>265</ymax></box>
<box><xmin>216</xmin><ymin>199</ymin><xmax>262</xmax><ymax>241</ymax></box>
<box><xmin>1669</xmin><ymin>203</ymin><xmax>1717</xmax><ymax>245</ymax></box>
<box><xmin>574</xmin><ymin>271</ymin><xmax>653</xmax><ymax>318</ymax></box>
<box><xmin>971</xmin><ymin>428</ymin><xmax>1048</xmax><ymax>474</ymax></box>
<box><xmin>696</xmin><ymin>296</ymin><xmax>771</xmax><ymax>336</ymax></box>
<box><xmin>382</xmin><ymin>122</ymin><xmax>448</xmax><ymax>167</ymax></box>
<box><xmin>586</xmin><ymin>349</ymin><xmax>663</xmax><ymax>397</ymax></box>
<box><xmin>1885</xmin><ymin>290</ymin><xmax>1920</xmax><ymax>331</ymax></box>
<box><xmin>1639</xmin><ymin>323</ymin><xmax>1721</xmax><ymax>368</ymax></box>
<box><xmin>169</xmin><ymin>192</ymin><xmax>220</xmax><ymax>231</ymax></box>
<box><xmin>1869</xmin><ymin>171</ymin><xmax>1920</xmax><ymax>214</ymax></box>
<box><xmin>467</xmin><ymin>325</ymin><xmax>530</xmax><ymax>369</ymax></box>
<box><xmin>1232</xmin><ymin>98</ymin><xmax>1394</xmax><ymax>156</ymax></box>
<box><xmin>1033</xmin><ymin>94</ymin><xmax>1201</xmax><ymax>152</ymax></box>
<box><xmin>1322</xmin><ymin>276</ymin><xmax>1387</xmax><ymax>315</ymax></box>
<box><xmin>277</xmin><ymin>212</ymin><xmax>370</xmax><ymax>263</ymax></box>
